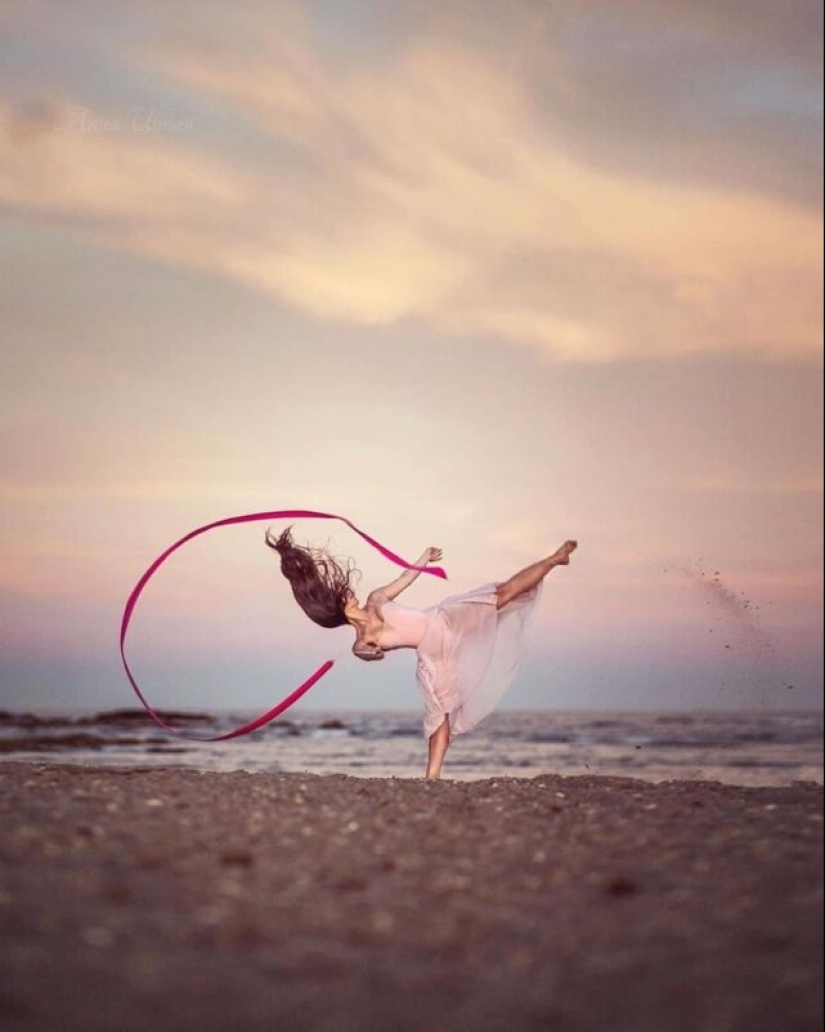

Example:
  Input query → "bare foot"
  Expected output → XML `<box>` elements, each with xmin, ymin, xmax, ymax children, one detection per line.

<box><xmin>551</xmin><ymin>540</ymin><xmax>578</xmax><ymax>566</ymax></box>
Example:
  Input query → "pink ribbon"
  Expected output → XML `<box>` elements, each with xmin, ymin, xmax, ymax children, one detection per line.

<box><xmin>120</xmin><ymin>509</ymin><xmax>448</xmax><ymax>742</ymax></box>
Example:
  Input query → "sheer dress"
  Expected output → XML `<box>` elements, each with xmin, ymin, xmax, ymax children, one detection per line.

<box><xmin>376</xmin><ymin>580</ymin><xmax>543</xmax><ymax>744</ymax></box>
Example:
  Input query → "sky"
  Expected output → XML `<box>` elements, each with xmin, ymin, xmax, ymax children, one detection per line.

<box><xmin>0</xmin><ymin>0</ymin><xmax>822</xmax><ymax>718</ymax></box>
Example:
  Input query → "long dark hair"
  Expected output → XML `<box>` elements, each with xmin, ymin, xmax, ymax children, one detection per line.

<box><xmin>265</xmin><ymin>525</ymin><xmax>360</xmax><ymax>629</ymax></box>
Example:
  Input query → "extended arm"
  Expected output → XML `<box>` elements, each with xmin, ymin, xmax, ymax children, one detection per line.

<box><xmin>367</xmin><ymin>547</ymin><xmax>442</xmax><ymax>604</ymax></box>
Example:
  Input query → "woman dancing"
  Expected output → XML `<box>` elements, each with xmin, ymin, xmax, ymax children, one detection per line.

<box><xmin>266</xmin><ymin>527</ymin><xmax>578</xmax><ymax>780</ymax></box>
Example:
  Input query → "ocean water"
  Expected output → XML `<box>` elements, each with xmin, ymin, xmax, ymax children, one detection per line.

<box><xmin>1</xmin><ymin>708</ymin><xmax>822</xmax><ymax>787</ymax></box>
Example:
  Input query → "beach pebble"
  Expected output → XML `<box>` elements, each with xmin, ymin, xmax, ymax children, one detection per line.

<box><xmin>371</xmin><ymin>911</ymin><xmax>395</xmax><ymax>933</ymax></box>
<box><xmin>335</xmin><ymin>876</ymin><xmax>369</xmax><ymax>892</ymax></box>
<box><xmin>125</xmin><ymin>950</ymin><xmax>163</xmax><ymax>986</ymax></box>
<box><xmin>219</xmin><ymin>851</ymin><xmax>254</xmax><ymax>867</ymax></box>
<box><xmin>195</xmin><ymin>904</ymin><xmax>228</xmax><ymax>926</ymax></box>
<box><xmin>145</xmin><ymin>799</ymin><xmax>163</xmax><ymax>808</ymax></box>
<box><xmin>82</xmin><ymin>925</ymin><xmax>115</xmax><ymax>948</ymax></box>
<box><xmin>604</xmin><ymin>876</ymin><xmax>639</xmax><ymax>897</ymax></box>
<box><xmin>218</xmin><ymin>879</ymin><xmax>244</xmax><ymax>898</ymax></box>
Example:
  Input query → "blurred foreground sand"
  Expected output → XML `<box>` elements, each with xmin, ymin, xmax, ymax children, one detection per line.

<box><xmin>0</xmin><ymin>762</ymin><xmax>822</xmax><ymax>1032</ymax></box>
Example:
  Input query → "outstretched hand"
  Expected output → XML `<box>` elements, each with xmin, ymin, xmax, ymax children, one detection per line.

<box><xmin>425</xmin><ymin>547</ymin><xmax>443</xmax><ymax>563</ymax></box>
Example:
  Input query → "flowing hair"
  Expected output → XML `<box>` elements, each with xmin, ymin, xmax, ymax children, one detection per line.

<box><xmin>265</xmin><ymin>525</ymin><xmax>361</xmax><ymax>629</ymax></box>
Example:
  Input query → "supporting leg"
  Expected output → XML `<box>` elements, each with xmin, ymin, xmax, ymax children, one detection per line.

<box><xmin>496</xmin><ymin>540</ymin><xmax>578</xmax><ymax>609</ymax></box>
<box><xmin>425</xmin><ymin>714</ymin><xmax>451</xmax><ymax>780</ymax></box>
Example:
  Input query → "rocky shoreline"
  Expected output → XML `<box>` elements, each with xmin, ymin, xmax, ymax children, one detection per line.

<box><xmin>0</xmin><ymin>708</ymin><xmax>340</xmax><ymax>753</ymax></box>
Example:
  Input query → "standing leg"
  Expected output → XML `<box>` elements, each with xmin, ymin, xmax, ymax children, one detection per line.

<box><xmin>496</xmin><ymin>540</ymin><xmax>578</xmax><ymax>608</ymax></box>
<box><xmin>425</xmin><ymin>714</ymin><xmax>451</xmax><ymax>780</ymax></box>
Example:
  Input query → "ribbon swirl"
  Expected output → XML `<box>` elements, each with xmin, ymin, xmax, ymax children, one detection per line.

<box><xmin>119</xmin><ymin>510</ymin><xmax>448</xmax><ymax>742</ymax></box>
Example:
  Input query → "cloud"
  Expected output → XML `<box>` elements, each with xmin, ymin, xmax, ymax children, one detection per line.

<box><xmin>0</xmin><ymin>9</ymin><xmax>821</xmax><ymax>364</ymax></box>
<box><xmin>0</xmin><ymin>3</ymin><xmax>32</xmax><ymax>29</ymax></box>
<box><xmin>0</xmin><ymin>480</ymin><xmax>270</xmax><ymax>502</ymax></box>
<box><xmin>620</xmin><ymin>0</ymin><xmax>823</xmax><ymax>65</ymax></box>
<box><xmin>395</xmin><ymin>1</ymin><xmax>822</xmax><ymax>201</ymax></box>
<box><xmin>682</xmin><ymin>475</ymin><xmax>825</xmax><ymax>495</ymax></box>
<box><xmin>0</xmin><ymin>96</ymin><xmax>249</xmax><ymax>222</ymax></box>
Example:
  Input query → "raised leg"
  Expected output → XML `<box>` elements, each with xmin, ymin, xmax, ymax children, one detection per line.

<box><xmin>496</xmin><ymin>540</ymin><xmax>578</xmax><ymax>609</ymax></box>
<box><xmin>425</xmin><ymin>714</ymin><xmax>451</xmax><ymax>780</ymax></box>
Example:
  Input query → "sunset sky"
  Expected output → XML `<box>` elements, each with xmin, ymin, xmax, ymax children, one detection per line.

<box><xmin>0</xmin><ymin>0</ymin><xmax>822</xmax><ymax>718</ymax></box>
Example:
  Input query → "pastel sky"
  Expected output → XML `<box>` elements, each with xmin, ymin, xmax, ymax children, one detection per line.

<box><xmin>0</xmin><ymin>0</ymin><xmax>822</xmax><ymax>717</ymax></box>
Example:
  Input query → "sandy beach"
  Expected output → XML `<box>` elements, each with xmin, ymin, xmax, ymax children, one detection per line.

<box><xmin>0</xmin><ymin>761</ymin><xmax>821</xmax><ymax>1032</ymax></box>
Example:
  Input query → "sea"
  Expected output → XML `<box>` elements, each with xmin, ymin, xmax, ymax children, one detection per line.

<box><xmin>1</xmin><ymin>708</ymin><xmax>822</xmax><ymax>787</ymax></box>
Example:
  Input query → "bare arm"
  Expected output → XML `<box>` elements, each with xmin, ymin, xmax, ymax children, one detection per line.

<box><xmin>367</xmin><ymin>547</ymin><xmax>443</xmax><ymax>604</ymax></box>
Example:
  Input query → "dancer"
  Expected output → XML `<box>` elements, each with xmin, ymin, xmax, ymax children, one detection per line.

<box><xmin>266</xmin><ymin>526</ymin><xmax>577</xmax><ymax>780</ymax></box>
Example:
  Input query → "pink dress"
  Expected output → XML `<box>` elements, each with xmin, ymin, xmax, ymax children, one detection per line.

<box><xmin>376</xmin><ymin>580</ymin><xmax>544</xmax><ymax>744</ymax></box>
